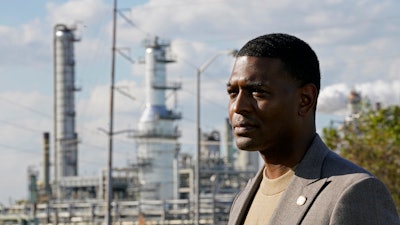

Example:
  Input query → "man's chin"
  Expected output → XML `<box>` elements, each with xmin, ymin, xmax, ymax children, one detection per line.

<box><xmin>235</xmin><ymin>137</ymin><xmax>259</xmax><ymax>152</ymax></box>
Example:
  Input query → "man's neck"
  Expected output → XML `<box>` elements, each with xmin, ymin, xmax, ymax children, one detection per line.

<box><xmin>264</xmin><ymin>164</ymin><xmax>292</xmax><ymax>179</ymax></box>
<box><xmin>261</xmin><ymin>132</ymin><xmax>317</xmax><ymax>179</ymax></box>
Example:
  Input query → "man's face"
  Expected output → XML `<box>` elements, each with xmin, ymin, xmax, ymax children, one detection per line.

<box><xmin>227</xmin><ymin>56</ymin><xmax>301</xmax><ymax>152</ymax></box>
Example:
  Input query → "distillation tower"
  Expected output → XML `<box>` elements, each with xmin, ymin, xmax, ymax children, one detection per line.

<box><xmin>0</xmin><ymin>33</ymin><xmax>262</xmax><ymax>225</ymax></box>
<box><xmin>53</xmin><ymin>24</ymin><xmax>80</xmax><ymax>189</ymax></box>
<box><xmin>135</xmin><ymin>37</ymin><xmax>181</xmax><ymax>200</ymax></box>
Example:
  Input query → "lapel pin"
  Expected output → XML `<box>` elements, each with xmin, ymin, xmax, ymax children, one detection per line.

<box><xmin>296</xmin><ymin>195</ymin><xmax>307</xmax><ymax>206</ymax></box>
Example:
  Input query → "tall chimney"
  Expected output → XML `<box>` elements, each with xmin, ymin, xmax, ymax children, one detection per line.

<box><xmin>43</xmin><ymin>132</ymin><xmax>51</xmax><ymax>196</ymax></box>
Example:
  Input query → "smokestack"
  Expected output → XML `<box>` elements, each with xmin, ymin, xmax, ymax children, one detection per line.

<box><xmin>43</xmin><ymin>132</ymin><xmax>51</xmax><ymax>196</ymax></box>
<box><xmin>28</xmin><ymin>167</ymin><xmax>38</xmax><ymax>204</ymax></box>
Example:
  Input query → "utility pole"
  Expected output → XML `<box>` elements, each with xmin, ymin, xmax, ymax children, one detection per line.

<box><xmin>194</xmin><ymin>50</ymin><xmax>237</xmax><ymax>225</ymax></box>
<box><xmin>106</xmin><ymin>0</ymin><xmax>117</xmax><ymax>225</ymax></box>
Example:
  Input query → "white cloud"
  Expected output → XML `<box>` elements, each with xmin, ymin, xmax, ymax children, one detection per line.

<box><xmin>318</xmin><ymin>83</ymin><xmax>351</xmax><ymax>115</ymax></box>
<box><xmin>318</xmin><ymin>80</ymin><xmax>400</xmax><ymax>115</ymax></box>
<box><xmin>355</xmin><ymin>80</ymin><xmax>400</xmax><ymax>107</ymax></box>
<box><xmin>46</xmin><ymin>0</ymin><xmax>109</xmax><ymax>28</ymax></box>
<box><xmin>0</xmin><ymin>91</ymin><xmax>51</xmax><ymax>203</ymax></box>
<box><xmin>0</xmin><ymin>20</ymin><xmax>49</xmax><ymax>67</ymax></box>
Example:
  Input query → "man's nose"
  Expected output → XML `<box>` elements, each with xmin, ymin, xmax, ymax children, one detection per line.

<box><xmin>231</xmin><ymin>91</ymin><xmax>252</xmax><ymax>114</ymax></box>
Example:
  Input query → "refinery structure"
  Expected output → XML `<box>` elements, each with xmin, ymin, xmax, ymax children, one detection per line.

<box><xmin>0</xmin><ymin>24</ymin><xmax>259</xmax><ymax>225</ymax></box>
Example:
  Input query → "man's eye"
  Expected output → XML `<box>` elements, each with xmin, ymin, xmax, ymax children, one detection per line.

<box><xmin>227</xmin><ymin>89</ymin><xmax>238</xmax><ymax>97</ymax></box>
<box><xmin>253</xmin><ymin>89</ymin><xmax>264</xmax><ymax>93</ymax></box>
<box><xmin>252</xmin><ymin>89</ymin><xmax>268</xmax><ymax>97</ymax></box>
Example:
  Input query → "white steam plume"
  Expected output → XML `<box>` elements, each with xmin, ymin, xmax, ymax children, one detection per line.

<box><xmin>317</xmin><ymin>80</ymin><xmax>400</xmax><ymax>115</ymax></box>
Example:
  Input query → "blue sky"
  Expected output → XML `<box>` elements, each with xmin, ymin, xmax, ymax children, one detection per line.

<box><xmin>0</xmin><ymin>0</ymin><xmax>399</xmax><ymax>204</ymax></box>
<box><xmin>2</xmin><ymin>1</ymin><xmax>48</xmax><ymax>26</ymax></box>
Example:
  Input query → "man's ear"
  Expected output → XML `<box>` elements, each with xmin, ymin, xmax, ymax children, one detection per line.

<box><xmin>298</xmin><ymin>84</ymin><xmax>318</xmax><ymax>117</ymax></box>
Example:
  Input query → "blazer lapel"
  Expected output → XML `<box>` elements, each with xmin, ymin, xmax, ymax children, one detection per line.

<box><xmin>268</xmin><ymin>135</ymin><xmax>330</xmax><ymax>225</ymax></box>
<box><xmin>268</xmin><ymin>177</ymin><xmax>328</xmax><ymax>224</ymax></box>
<box><xmin>230</xmin><ymin>169</ymin><xmax>263</xmax><ymax>225</ymax></box>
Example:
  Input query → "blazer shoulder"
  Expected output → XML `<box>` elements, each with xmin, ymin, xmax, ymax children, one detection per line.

<box><xmin>322</xmin><ymin>149</ymin><xmax>371</xmax><ymax>178</ymax></box>
<box><xmin>330</xmin><ymin>176</ymin><xmax>400</xmax><ymax>224</ymax></box>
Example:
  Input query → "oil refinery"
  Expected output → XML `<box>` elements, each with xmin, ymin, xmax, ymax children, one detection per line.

<box><xmin>0</xmin><ymin>24</ymin><xmax>259</xmax><ymax>225</ymax></box>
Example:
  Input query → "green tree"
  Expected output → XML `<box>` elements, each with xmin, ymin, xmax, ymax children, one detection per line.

<box><xmin>323</xmin><ymin>105</ymin><xmax>400</xmax><ymax>214</ymax></box>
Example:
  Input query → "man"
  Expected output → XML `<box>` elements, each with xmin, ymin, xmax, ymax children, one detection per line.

<box><xmin>226</xmin><ymin>33</ymin><xmax>399</xmax><ymax>225</ymax></box>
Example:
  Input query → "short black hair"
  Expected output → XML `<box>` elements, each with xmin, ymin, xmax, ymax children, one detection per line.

<box><xmin>236</xmin><ymin>33</ymin><xmax>320</xmax><ymax>92</ymax></box>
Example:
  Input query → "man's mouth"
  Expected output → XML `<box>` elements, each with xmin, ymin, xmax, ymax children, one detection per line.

<box><xmin>233</xmin><ymin>121</ymin><xmax>257</xmax><ymax>135</ymax></box>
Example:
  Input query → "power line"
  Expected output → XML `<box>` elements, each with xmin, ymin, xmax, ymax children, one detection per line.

<box><xmin>0</xmin><ymin>119</ymin><xmax>47</xmax><ymax>133</ymax></box>
<box><xmin>0</xmin><ymin>96</ymin><xmax>51</xmax><ymax>118</ymax></box>
<box><xmin>0</xmin><ymin>143</ymin><xmax>41</xmax><ymax>154</ymax></box>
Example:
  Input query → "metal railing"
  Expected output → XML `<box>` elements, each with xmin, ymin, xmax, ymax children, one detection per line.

<box><xmin>0</xmin><ymin>196</ymin><xmax>234</xmax><ymax>225</ymax></box>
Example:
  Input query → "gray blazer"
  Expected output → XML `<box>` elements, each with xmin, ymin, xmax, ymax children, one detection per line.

<box><xmin>228</xmin><ymin>135</ymin><xmax>400</xmax><ymax>225</ymax></box>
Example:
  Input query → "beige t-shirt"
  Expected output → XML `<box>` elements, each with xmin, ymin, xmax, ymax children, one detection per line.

<box><xmin>243</xmin><ymin>168</ymin><xmax>295</xmax><ymax>225</ymax></box>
